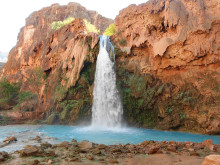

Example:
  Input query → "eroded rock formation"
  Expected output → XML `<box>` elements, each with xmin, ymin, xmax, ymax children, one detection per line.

<box><xmin>0</xmin><ymin>3</ymin><xmax>112</xmax><ymax>124</ymax></box>
<box><xmin>0</xmin><ymin>0</ymin><xmax>219</xmax><ymax>134</ymax></box>
<box><xmin>0</xmin><ymin>63</ymin><xmax>4</xmax><ymax>69</ymax></box>
<box><xmin>113</xmin><ymin>0</ymin><xmax>220</xmax><ymax>134</ymax></box>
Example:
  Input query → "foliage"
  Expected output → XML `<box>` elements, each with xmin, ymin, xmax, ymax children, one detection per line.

<box><xmin>129</xmin><ymin>75</ymin><xmax>146</xmax><ymax>98</ymax></box>
<box><xmin>0</xmin><ymin>79</ymin><xmax>19</xmax><ymax>104</ymax></box>
<box><xmin>180</xmin><ymin>112</ymin><xmax>187</xmax><ymax>120</ymax></box>
<box><xmin>103</xmin><ymin>24</ymin><xmax>116</xmax><ymax>36</ymax></box>
<box><xmin>47</xmin><ymin>113</ymin><xmax>59</xmax><ymax>125</ymax></box>
<box><xmin>28</xmin><ymin>67</ymin><xmax>46</xmax><ymax>93</ymax></box>
<box><xmin>118</xmin><ymin>38</ymin><xmax>127</xmax><ymax>46</ymax></box>
<box><xmin>83</xmin><ymin>19</ymin><xmax>100</xmax><ymax>34</ymax></box>
<box><xmin>18</xmin><ymin>91</ymin><xmax>36</xmax><ymax>104</ymax></box>
<box><xmin>54</xmin><ymin>84</ymin><xmax>67</xmax><ymax>102</ymax></box>
<box><xmin>0</xmin><ymin>115</ymin><xmax>9</xmax><ymax>125</ymax></box>
<box><xmin>51</xmin><ymin>17</ymin><xmax>75</xmax><ymax>30</ymax></box>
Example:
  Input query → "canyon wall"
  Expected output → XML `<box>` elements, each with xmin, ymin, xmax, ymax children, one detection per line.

<box><xmin>113</xmin><ymin>0</ymin><xmax>220</xmax><ymax>134</ymax></box>
<box><xmin>0</xmin><ymin>63</ymin><xmax>4</xmax><ymax>69</ymax></box>
<box><xmin>0</xmin><ymin>3</ymin><xmax>112</xmax><ymax>124</ymax></box>
<box><xmin>0</xmin><ymin>0</ymin><xmax>219</xmax><ymax>134</ymax></box>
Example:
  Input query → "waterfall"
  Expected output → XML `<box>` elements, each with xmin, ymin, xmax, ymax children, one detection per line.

<box><xmin>91</xmin><ymin>36</ymin><xmax>123</xmax><ymax>128</ymax></box>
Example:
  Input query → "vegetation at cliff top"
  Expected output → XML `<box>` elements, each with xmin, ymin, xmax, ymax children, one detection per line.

<box><xmin>51</xmin><ymin>17</ymin><xmax>100</xmax><ymax>34</ymax></box>
<box><xmin>51</xmin><ymin>17</ymin><xmax>75</xmax><ymax>30</ymax></box>
<box><xmin>83</xmin><ymin>19</ymin><xmax>100</xmax><ymax>34</ymax></box>
<box><xmin>103</xmin><ymin>24</ymin><xmax>116</xmax><ymax>36</ymax></box>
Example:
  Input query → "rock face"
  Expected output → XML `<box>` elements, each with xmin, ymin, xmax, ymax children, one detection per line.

<box><xmin>0</xmin><ymin>0</ymin><xmax>219</xmax><ymax>135</ymax></box>
<box><xmin>0</xmin><ymin>3</ymin><xmax>112</xmax><ymax>124</ymax></box>
<box><xmin>202</xmin><ymin>155</ymin><xmax>220</xmax><ymax>165</ymax></box>
<box><xmin>113</xmin><ymin>0</ymin><xmax>220</xmax><ymax>134</ymax></box>
<box><xmin>0</xmin><ymin>62</ymin><xmax>4</xmax><ymax>69</ymax></box>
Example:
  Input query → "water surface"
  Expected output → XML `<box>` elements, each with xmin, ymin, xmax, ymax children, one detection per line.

<box><xmin>0</xmin><ymin>125</ymin><xmax>219</xmax><ymax>152</ymax></box>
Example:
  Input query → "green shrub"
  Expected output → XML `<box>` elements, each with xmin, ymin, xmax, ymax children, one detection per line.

<box><xmin>0</xmin><ymin>79</ymin><xmax>19</xmax><ymax>104</ymax></box>
<box><xmin>28</xmin><ymin>67</ymin><xmax>46</xmax><ymax>92</ymax></box>
<box><xmin>129</xmin><ymin>75</ymin><xmax>146</xmax><ymax>98</ymax></box>
<box><xmin>0</xmin><ymin>115</ymin><xmax>9</xmax><ymax>125</ymax></box>
<box><xmin>180</xmin><ymin>112</ymin><xmax>187</xmax><ymax>120</ymax></box>
<box><xmin>47</xmin><ymin>113</ymin><xmax>59</xmax><ymax>124</ymax></box>
<box><xmin>54</xmin><ymin>84</ymin><xmax>67</xmax><ymax>102</ymax></box>
<box><xmin>103</xmin><ymin>24</ymin><xmax>116</xmax><ymax>36</ymax></box>
<box><xmin>168</xmin><ymin>107</ymin><xmax>172</xmax><ymax>113</ymax></box>
<box><xmin>51</xmin><ymin>17</ymin><xmax>75</xmax><ymax>30</ymax></box>
<box><xmin>18</xmin><ymin>91</ymin><xmax>36</xmax><ymax>104</ymax></box>
<box><xmin>118</xmin><ymin>38</ymin><xmax>127</xmax><ymax>46</ymax></box>
<box><xmin>83</xmin><ymin>19</ymin><xmax>100</xmax><ymax>34</ymax></box>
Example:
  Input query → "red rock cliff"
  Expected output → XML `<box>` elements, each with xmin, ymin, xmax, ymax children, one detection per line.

<box><xmin>113</xmin><ymin>0</ymin><xmax>220</xmax><ymax>134</ymax></box>
<box><xmin>0</xmin><ymin>3</ymin><xmax>112</xmax><ymax>124</ymax></box>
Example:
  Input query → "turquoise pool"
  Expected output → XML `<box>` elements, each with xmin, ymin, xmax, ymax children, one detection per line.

<box><xmin>0</xmin><ymin>125</ymin><xmax>219</xmax><ymax>145</ymax></box>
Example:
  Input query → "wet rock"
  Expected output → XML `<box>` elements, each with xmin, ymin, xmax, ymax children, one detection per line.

<box><xmin>99</xmin><ymin>158</ymin><xmax>105</xmax><ymax>162</ymax></box>
<box><xmin>70</xmin><ymin>157</ymin><xmax>80</xmax><ymax>162</ymax></box>
<box><xmin>59</xmin><ymin>141</ymin><xmax>69</xmax><ymax>148</ymax></box>
<box><xmin>79</xmin><ymin>149</ymin><xmax>88</xmax><ymax>153</ymax></box>
<box><xmin>149</xmin><ymin>140</ymin><xmax>155</xmax><ymax>144</ymax></box>
<box><xmin>156</xmin><ymin>150</ymin><xmax>163</xmax><ymax>154</ymax></box>
<box><xmin>195</xmin><ymin>143</ymin><xmax>205</xmax><ymax>150</ymax></box>
<box><xmin>47</xmin><ymin>159</ymin><xmax>53</xmax><ymax>164</ymax></box>
<box><xmin>140</xmin><ymin>140</ymin><xmax>149</xmax><ymax>146</ymax></box>
<box><xmin>47</xmin><ymin>149</ymin><xmax>56</xmax><ymax>157</ymax></box>
<box><xmin>98</xmin><ymin>144</ymin><xmax>106</xmax><ymax>149</ymax></box>
<box><xmin>92</xmin><ymin>148</ymin><xmax>101</xmax><ymax>155</ymax></box>
<box><xmin>0</xmin><ymin>142</ymin><xmax>9</xmax><ymax>148</ymax></box>
<box><xmin>202</xmin><ymin>155</ymin><xmax>220</xmax><ymax>165</ymax></box>
<box><xmin>32</xmin><ymin>159</ymin><xmax>40</xmax><ymax>165</ymax></box>
<box><xmin>40</xmin><ymin>142</ymin><xmax>52</xmax><ymax>149</ymax></box>
<box><xmin>78</xmin><ymin>140</ymin><xmax>94</xmax><ymax>150</ymax></box>
<box><xmin>203</xmin><ymin>139</ymin><xmax>214</xmax><ymax>151</ymax></box>
<box><xmin>148</xmin><ymin>146</ymin><xmax>159</xmax><ymax>154</ymax></box>
<box><xmin>0</xmin><ymin>155</ymin><xmax>4</xmax><ymax>162</ymax></box>
<box><xmin>188</xmin><ymin>148</ymin><xmax>199</xmax><ymax>156</ymax></box>
<box><xmin>86</xmin><ymin>154</ymin><xmax>94</xmax><ymax>160</ymax></box>
<box><xmin>111</xmin><ymin>148</ymin><xmax>122</xmax><ymax>153</ymax></box>
<box><xmin>0</xmin><ymin>151</ymin><xmax>9</xmax><ymax>159</ymax></box>
<box><xmin>71</xmin><ymin>139</ymin><xmax>78</xmax><ymax>146</ymax></box>
<box><xmin>108</xmin><ymin>159</ymin><xmax>118</xmax><ymax>164</ymax></box>
<box><xmin>3</xmin><ymin>136</ymin><xmax>17</xmax><ymax>143</ymax></box>
<box><xmin>167</xmin><ymin>145</ymin><xmax>177</xmax><ymax>152</ymax></box>
<box><xmin>71</xmin><ymin>139</ymin><xmax>77</xmax><ymax>143</ymax></box>
<box><xmin>169</xmin><ymin>141</ymin><xmax>176</xmax><ymax>145</ymax></box>
<box><xmin>20</xmin><ymin>145</ymin><xmax>39</xmax><ymax>157</ymax></box>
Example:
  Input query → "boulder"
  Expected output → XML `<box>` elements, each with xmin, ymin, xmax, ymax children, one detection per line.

<box><xmin>86</xmin><ymin>154</ymin><xmax>94</xmax><ymax>160</ymax></box>
<box><xmin>202</xmin><ymin>155</ymin><xmax>220</xmax><ymax>165</ymax></box>
<box><xmin>20</xmin><ymin>146</ymin><xmax>39</xmax><ymax>157</ymax></box>
<box><xmin>97</xmin><ymin>144</ymin><xmax>106</xmax><ymax>149</ymax></box>
<box><xmin>0</xmin><ymin>155</ymin><xmax>4</xmax><ymax>162</ymax></box>
<box><xmin>78</xmin><ymin>140</ymin><xmax>94</xmax><ymax>150</ymax></box>
<box><xmin>203</xmin><ymin>139</ymin><xmax>214</xmax><ymax>151</ymax></box>
<box><xmin>167</xmin><ymin>145</ymin><xmax>177</xmax><ymax>152</ymax></box>
<box><xmin>59</xmin><ymin>141</ymin><xmax>69</xmax><ymax>148</ymax></box>
<box><xmin>0</xmin><ymin>151</ymin><xmax>9</xmax><ymax>162</ymax></box>
<box><xmin>0</xmin><ymin>152</ymin><xmax>9</xmax><ymax>158</ymax></box>
<box><xmin>3</xmin><ymin>136</ymin><xmax>17</xmax><ymax>143</ymax></box>
<box><xmin>40</xmin><ymin>142</ymin><xmax>52</xmax><ymax>149</ymax></box>
<box><xmin>148</xmin><ymin>146</ymin><xmax>159</xmax><ymax>154</ymax></box>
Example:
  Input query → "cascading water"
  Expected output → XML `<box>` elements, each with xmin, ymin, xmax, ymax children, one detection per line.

<box><xmin>91</xmin><ymin>36</ymin><xmax>123</xmax><ymax>128</ymax></box>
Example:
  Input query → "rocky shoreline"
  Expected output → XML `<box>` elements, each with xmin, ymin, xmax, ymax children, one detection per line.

<box><xmin>0</xmin><ymin>135</ymin><xmax>219</xmax><ymax>164</ymax></box>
